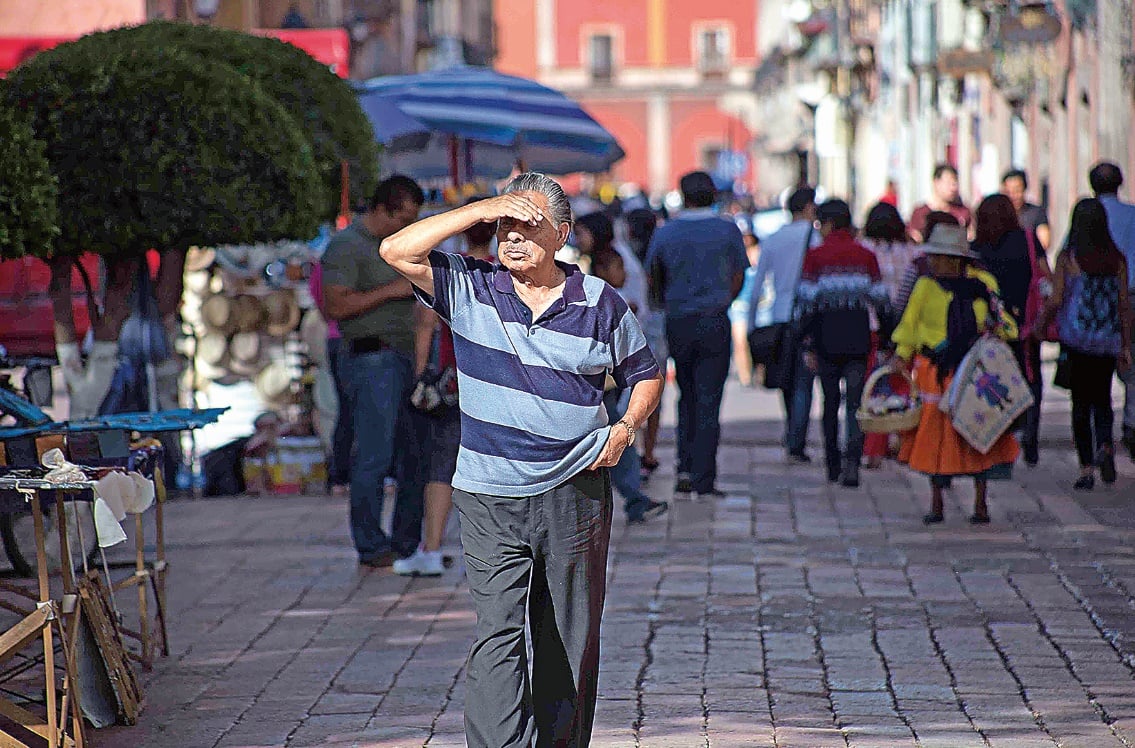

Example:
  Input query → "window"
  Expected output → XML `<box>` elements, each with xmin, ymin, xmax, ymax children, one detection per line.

<box><xmin>698</xmin><ymin>27</ymin><xmax>730</xmax><ymax>73</ymax></box>
<box><xmin>589</xmin><ymin>33</ymin><xmax>614</xmax><ymax>82</ymax></box>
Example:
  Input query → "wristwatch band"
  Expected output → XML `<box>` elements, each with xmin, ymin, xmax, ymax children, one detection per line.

<box><xmin>616</xmin><ymin>418</ymin><xmax>636</xmax><ymax>446</ymax></box>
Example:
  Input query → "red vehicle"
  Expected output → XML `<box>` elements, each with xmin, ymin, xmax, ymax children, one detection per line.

<box><xmin>0</xmin><ymin>255</ymin><xmax>100</xmax><ymax>359</ymax></box>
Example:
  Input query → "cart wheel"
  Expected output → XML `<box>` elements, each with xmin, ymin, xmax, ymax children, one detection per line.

<box><xmin>0</xmin><ymin>503</ymin><xmax>99</xmax><ymax>577</ymax></box>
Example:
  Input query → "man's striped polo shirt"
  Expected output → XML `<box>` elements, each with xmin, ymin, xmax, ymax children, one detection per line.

<box><xmin>415</xmin><ymin>251</ymin><xmax>660</xmax><ymax>497</ymax></box>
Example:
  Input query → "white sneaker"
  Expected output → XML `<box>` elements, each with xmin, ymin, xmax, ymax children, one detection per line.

<box><xmin>393</xmin><ymin>548</ymin><xmax>445</xmax><ymax>577</ymax></box>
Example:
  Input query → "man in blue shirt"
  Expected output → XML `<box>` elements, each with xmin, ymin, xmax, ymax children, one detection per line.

<box><xmin>1091</xmin><ymin>162</ymin><xmax>1135</xmax><ymax>458</ymax></box>
<box><xmin>647</xmin><ymin>171</ymin><xmax>748</xmax><ymax>498</ymax></box>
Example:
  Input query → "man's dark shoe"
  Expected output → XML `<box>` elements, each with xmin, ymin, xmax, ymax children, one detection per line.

<box><xmin>627</xmin><ymin>499</ymin><xmax>669</xmax><ymax>524</ymax></box>
<box><xmin>674</xmin><ymin>474</ymin><xmax>694</xmax><ymax>494</ymax></box>
<box><xmin>1022</xmin><ymin>441</ymin><xmax>1039</xmax><ymax>467</ymax></box>
<box><xmin>826</xmin><ymin>463</ymin><xmax>841</xmax><ymax>483</ymax></box>
<box><xmin>787</xmin><ymin>450</ymin><xmax>812</xmax><ymax>464</ymax></box>
<box><xmin>841</xmin><ymin>459</ymin><xmax>860</xmax><ymax>488</ymax></box>
<box><xmin>968</xmin><ymin>514</ymin><xmax>991</xmax><ymax>525</ymax></box>
<box><xmin>922</xmin><ymin>512</ymin><xmax>944</xmax><ymax>525</ymax></box>
<box><xmin>359</xmin><ymin>551</ymin><xmax>396</xmax><ymax>568</ymax></box>
<box><xmin>1074</xmin><ymin>474</ymin><xmax>1095</xmax><ymax>491</ymax></box>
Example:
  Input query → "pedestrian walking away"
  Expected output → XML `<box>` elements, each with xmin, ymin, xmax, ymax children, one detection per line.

<box><xmin>320</xmin><ymin>175</ymin><xmax>427</xmax><ymax>568</ymax></box>
<box><xmin>647</xmin><ymin>171</ymin><xmax>748</xmax><ymax>498</ymax></box>
<box><xmin>971</xmin><ymin>193</ymin><xmax>1051</xmax><ymax>466</ymax></box>
<box><xmin>860</xmin><ymin>201</ymin><xmax>919</xmax><ymax>468</ymax></box>
<box><xmin>1089</xmin><ymin>162</ymin><xmax>1135</xmax><ymax>460</ymax></box>
<box><xmin>1030</xmin><ymin>198</ymin><xmax>1133</xmax><ymax>490</ymax></box>
<box><xmin>794</xmin><ymin>199</ymin><xmax>895</xmax><ymax>487</ymax></box>
<box><xmin>891</xmin><ymin>225</ymin><xmax>1020</xmax><ymax>523</ymax></box>
<box><xmin>379</xmin><ymin>172</ymin><xmax>664</xmax><ymax>748</ymax></box>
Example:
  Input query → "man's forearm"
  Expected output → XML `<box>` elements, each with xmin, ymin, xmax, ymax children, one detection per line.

<box><xmin>326</xmin><ymin>278</ymin><xmax>413</xmax><ymax>321</ymax></box>
<box><xmin>620</xmin><ymin>374</ymin><xmax>664</xmax><ymax>430</ymax></box>
<box><xmin>381</xmin><ymin>203</ymin><xmax>489</xmax><ymax>267</ymax></box>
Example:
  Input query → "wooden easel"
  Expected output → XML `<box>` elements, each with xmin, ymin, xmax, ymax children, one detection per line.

<box><xmin>0</xmin><ymin>483</ymin><xmax>89</xmax><ymax>748</ymax></box>
<box><xmin>107</xmin><ymin>469</ymin><xmax>169</xmax><ymax>670</ymax></box>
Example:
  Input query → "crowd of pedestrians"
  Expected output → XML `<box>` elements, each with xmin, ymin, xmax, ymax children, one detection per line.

<box><xmin>311</xmin><ymin>160</ymin><xmax>1135</xmax><ymax>576</ymax></box>
<box><xmin>746</xmin><ymin>160</ymin><xmax>1135</xmax><ymax>520</ymax></box>
<box><xmin>304</xmin><ymin>162</ymin><xmax>1135</xmax><ymax>748</ymax></box>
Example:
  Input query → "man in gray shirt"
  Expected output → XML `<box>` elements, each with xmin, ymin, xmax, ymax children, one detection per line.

<box><xmin>321</xmin><ymin>175</ymin><xmax>425</xmax><ymax>567</ymax></box>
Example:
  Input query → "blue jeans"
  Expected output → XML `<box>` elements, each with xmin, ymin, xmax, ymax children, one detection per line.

<box><xmin>666</xmin><ymin>312</ymin><xmax>731</xmax><ymax>493</ymax></box>
<box><xmin>603</xmin><ymin>389</ymin><xmax>651</xmax><ymax>514</ymax></box>
<box><xmin>326</xmin><ymin>337</ymin><xmax>354</xmax><ymax>487</ymax></box>
<box><xmin>816</xmin><ymin>355</ymin><xmax>867</xmax><ymax>469</ymax></box>
<box><xmin>785</xmin><ymin>348</ymin><xmax>815</xmax><ymax>455</ymax></box>
<box><xmin>348</xmin><ymin>348</ymin><xmax>425</xmax><ymax>560</ymax></box>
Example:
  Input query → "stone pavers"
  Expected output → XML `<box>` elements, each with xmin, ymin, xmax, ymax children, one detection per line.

<box><xmin>89</xmin><ymin>379</ymin><xmax>1135</xmax><ymax>747</ymax></box>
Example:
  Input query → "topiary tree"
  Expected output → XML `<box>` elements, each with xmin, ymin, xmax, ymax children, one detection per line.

<box><xmin>79</xmin><ymin>21</ymin><xmax>380</xmax><ymax>223</ymax></box>
<box><xmin>4</xmin><ymin>39</ymin><xmax>323</xmax><ymax>415</ymax></box>
<box><xmin>0</xmin><ymin>99</ymin><xmax>58</xmax><ymax>260</ymax></box>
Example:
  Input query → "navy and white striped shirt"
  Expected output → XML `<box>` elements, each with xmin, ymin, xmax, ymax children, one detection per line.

<box><xmin>415</xmin><ymin>251</ymin><xmax>660</xmax><ymax>497</ymax></box>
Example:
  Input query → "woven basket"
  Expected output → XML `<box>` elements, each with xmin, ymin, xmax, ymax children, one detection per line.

<box><xmin>856</xmin><ymin>365</ymin><xmax>922</xmax><ymax>433</ymax></box>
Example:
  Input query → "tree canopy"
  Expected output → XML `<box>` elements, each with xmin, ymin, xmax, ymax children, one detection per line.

<box><xmin>82</xmin><ymin>21</ymin><xmax>380</xmax><ymax>222</ymax></box>
<box><xmin>3</xmin><ymin>40</ymin><xmax>323</xmax><ymax>258</ymax></box>
<box><xmin>0</xmin><ymin>100</ymin><xmax>58</xmax><ymax>259</ymax></box>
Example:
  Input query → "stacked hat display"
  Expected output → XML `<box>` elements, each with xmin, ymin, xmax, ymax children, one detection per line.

<box><xmin>181</xmin><ymin>243</ymin><xmax>311</xmax><ymax>406</ymax></box>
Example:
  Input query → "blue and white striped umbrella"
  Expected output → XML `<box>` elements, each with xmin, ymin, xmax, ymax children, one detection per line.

<box><xmin>357</xmin><ymin>67</ymin><xmax>625</xmax><ymax>176</ymax></box>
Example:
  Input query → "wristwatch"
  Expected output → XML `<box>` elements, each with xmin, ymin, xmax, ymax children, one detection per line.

<box><xmin>615</xmin><ymin>418</ymin><xmax>636</xmax><ymax>446</ymax></box>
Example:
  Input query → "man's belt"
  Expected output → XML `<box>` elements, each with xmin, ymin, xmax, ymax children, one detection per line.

<box><xmin>348</xmin><ymin>336</ymin><xmax>389</xmax><ymax>354</ymax></box>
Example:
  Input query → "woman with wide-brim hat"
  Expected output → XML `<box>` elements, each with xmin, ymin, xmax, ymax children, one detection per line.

<box><xmin>891</xmin><ymin>224</ymin><xmax>1020</xmax><ymax>524</ymax></box>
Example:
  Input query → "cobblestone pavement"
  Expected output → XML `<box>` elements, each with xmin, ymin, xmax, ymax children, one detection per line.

<box><xmin>92</xmin><ymin>379</ymin><xmax>1135</xmax><ymax>747</ymax></box>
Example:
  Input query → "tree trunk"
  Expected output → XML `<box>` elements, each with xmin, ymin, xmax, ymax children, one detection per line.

<box><xmin>53</xmin><ymin>255</ymin><xmax>139</xmax><ymax>419</ymax></box>
<box><xmin>47</xmin><ymin>256</ymin><xmax>78</xmax><ymax>345</ymax></box>
<box><xmin>154</xmin><ymin>248</ymin><xmax>186</xmax><ymax>321</ymax></box>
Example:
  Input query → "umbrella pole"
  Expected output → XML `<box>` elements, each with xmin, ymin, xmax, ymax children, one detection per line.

<box><xmin>339</xmin><ymin>160</ymin><xmax>350</xmax><ymax>229</ymax></box>
<box><xmin>448</xmin><ymin>135</ymin><xmax>459</xmax><ymax>187</ymax></box>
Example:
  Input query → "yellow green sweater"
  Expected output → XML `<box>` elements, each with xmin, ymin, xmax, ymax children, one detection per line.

<box><xmin>891</xmin><ymin>269</ymin><xmax>1018</xmax><ymax>361</ymax></box>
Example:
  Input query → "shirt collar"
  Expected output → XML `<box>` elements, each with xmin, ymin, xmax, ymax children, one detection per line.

<box><xmin>492</xmin><ymin>260</ymin><xmax>586</xmax><ymax>305</ymax></box>
<box><xmin>677</xmin><ymin>207</ymin><xmax>718</xmax><ymax>220</ymax></box>
<box><xmin>352</xmin><ymin>217</ymin><xmax>380</xmax><ymax>242</ymax></box>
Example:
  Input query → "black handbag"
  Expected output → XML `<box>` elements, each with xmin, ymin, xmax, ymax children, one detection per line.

<box><xmin>748</xmin><ymin>323</ymin><xmax>783</xmax><ymax>367</ymax></box>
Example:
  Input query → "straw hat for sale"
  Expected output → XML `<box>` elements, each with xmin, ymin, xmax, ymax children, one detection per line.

<box><xmin>184</xmin><ymin>269</ymin><xmax>212</xmax><ymax>295</ymax></box>
<box><xmin>300</xmin><ymin>309</ymin><xmax>328</xmax><ymax>365</ymax></box>
<box><xmin>255</xmin><ymin>360</ymin><xmax>294</xmax><ymax>403</ymax></box>
<box><xmin>921</xmin><ymin>224</ymin><xmax>978</xmax><ymax>259</ymax></box>
<box><xmin>228</xmin><ymin>332</ymin><xmax>262</xmax><ymax>365</ymax></box>
<box><xmin>197</xmin><ymin>332</ymin><xmax>229</xmax><ymax>367</ymax></box>
<box><xmin>201</xmin><ymin>294</ymin><xmax>238</xmax><ymax>334</ymax></box>
<box><xmin>185</xmin><ymin>247</ymin><xmax>216</xmax><ymax>273</ymax></box>
<box><xmin>231</xmin><ymin>294</ymin><xmax>267</xmax><ymax>333</ymax></box>
<box><xmin>263</xmin><ymin>290</ymin><xmax>302</xmax><ymax>337</ymax></box>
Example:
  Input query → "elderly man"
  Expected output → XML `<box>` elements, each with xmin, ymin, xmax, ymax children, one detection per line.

<box><xmin>380</xmin><ymin>172</ymin><xmax>664</xmax><ymax>747</ymax></box>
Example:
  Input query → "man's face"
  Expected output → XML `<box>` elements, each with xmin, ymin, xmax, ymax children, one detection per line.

<box><xmin>496</xmin><ymin>192</ymin><xmax>569</xmax><ymax>275</ymax></box>
<box><xmin>934</xmin><ymin>171</ymin><xmax>960</xmax><ymax>202</ymax></box>
<box><xmin>388</xmin><ymin>199</ymin><xmax>422</xmax><ymax>232</ymax></box>
<box><xmin>1002</xmin><ymin>177</ymin><xmax>1026</xmax><ymax>211</ymax></box>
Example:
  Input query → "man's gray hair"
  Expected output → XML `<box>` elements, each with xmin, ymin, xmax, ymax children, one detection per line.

<box><xmin>503</xmin><ymin>172</ymin><xmax>574</xmax><ymax>226</ymax></box>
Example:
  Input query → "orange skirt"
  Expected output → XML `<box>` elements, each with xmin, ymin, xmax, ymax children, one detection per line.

<box><xmin>898</xmin><ymin>356</ymin><xmax>1019</xmax><ymax>476</ymax></box>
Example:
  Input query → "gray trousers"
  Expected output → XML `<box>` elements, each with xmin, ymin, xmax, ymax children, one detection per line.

<box><xmin>452</xmin><ymin>469</ymin><xmax>613</xmax><ymax>748</ymax></box>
